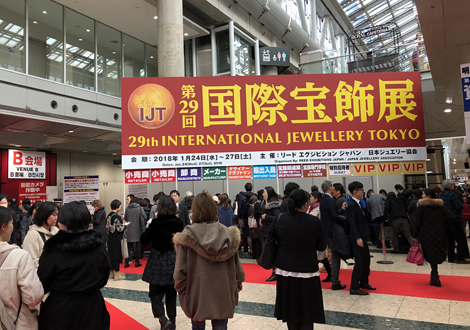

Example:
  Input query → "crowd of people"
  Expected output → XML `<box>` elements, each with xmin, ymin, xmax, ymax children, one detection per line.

<box><xmin>0</xmin><ymin>177</ymin><xmax>469</xmax><ymax>330</ymax></box>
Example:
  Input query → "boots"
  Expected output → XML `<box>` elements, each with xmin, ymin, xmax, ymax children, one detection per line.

<box><xmin>114</xmin><ymin>271</ymin><xmax>126</xmax><ymax>281</ymax></box>
<box><xmin>109</xmin><ymin>270</ymin><xmax>114</xmax><ymax>279</ymax></box>
<box><xmin>266</xmin><ymin>270</ymin><xmax>276</xmax><ymax>282</ymax></box>
<box><xmin>158</xmin><ymin>316</ymin><xmax>173</xmax><ymax>330</ymax></box>
<box><xmin>170</xmin><ymin>318</ymin><xmax>176</xmax><ymax>330</ymax></box>
<box><xmin>430</xmin><ymin>274</ymin><xmax>441</xmax><ymax>287</ymax></box>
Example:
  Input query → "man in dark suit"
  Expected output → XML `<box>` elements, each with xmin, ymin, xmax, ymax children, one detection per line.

<box><xmin>347</xmin><ymin>181</ymin><xmax>376</xmax><ymax>295</ymax></box>
<box><xmin>320</xmin><ymin>180</ymin><xmax>347</xmax><ymax>290</ymax></box>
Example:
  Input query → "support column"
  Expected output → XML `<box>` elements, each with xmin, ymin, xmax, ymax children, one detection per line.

<box><xmin>157</xmin><ymin>0</ymin><xmax>184</xmax><ymax>77</ymax></box>
<box><xmin>261</xmin><ymin>66</ymin><xmax>278</xmax><ymax>75</ymax></box>
<box><xmin>309</xmin><ymin>0</ymin><xmax>318</xmax><ymax>42</ymax></box>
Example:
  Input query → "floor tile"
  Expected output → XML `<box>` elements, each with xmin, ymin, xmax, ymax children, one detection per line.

<box><xmin>348</xmin><ymin>293</ymin><xmax>404</xmax><ymax>318</ymax></box>
<box><xmin>396</xmin><ymin>296</ymin><xmax>450</xmax><ymax>323</ymax></box>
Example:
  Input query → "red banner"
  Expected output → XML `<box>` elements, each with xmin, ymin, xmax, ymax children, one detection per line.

<box><xmin>121</xmin><ymin>73</ymin><xmax>425</xmax><ymax>169</ymax></box>
<box><xmin>18</xmin><ymin>181</ymin><xmax>47</xmax><ymax>203</ymax></box>
<box><xmin>124</xmin><ymin>170</ymin><xmax>150</xmax><ymax>184</ymax></box>
<box><xmin>150</xmin><ymin>169</ymin><xmax>176</xmax><ymax>182</ymax></box>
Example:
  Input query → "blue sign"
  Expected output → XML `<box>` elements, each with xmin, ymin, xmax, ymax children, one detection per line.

<box><xmin>252</xmin><ymin>165</ymin><xmax>277</xmax><ymax>179</ymax></box>
<box><xmin>460</xmin><ymin>63</ymin><xmax>470</xmax><ymax>112</ymax></box>
<box><xmin>177</xmin><ymin>168</ymin><xmax>201</xmax><ymax>181</ymax></box>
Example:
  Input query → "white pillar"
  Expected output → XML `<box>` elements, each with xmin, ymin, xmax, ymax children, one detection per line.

<box><xmin>309</xmin><ymin>0</ymin><xmax>318</xmax><ymax>42</ymax></box>
<box><xmin>296</xmin><ymin>0</ymin><xmax>309</xmax><ymax>33</ymax></box>
<box><xmin>157</xmin><ymin>0</ymin><xmax>184</xmax><ymax>77</ymax></box>
<box><xmin>320</xmin><ymin>16</ymin><xmax>329</xmax><ymax>49</ymax></box>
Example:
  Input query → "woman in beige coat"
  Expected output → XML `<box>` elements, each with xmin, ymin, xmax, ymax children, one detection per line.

<box><xmin>0</xmin><ymin>206</ymin><xmax>44</xmax><ymax>330</ymax></box>
<box><xmin>23</xmin><ymin>202</ymin><xmax>59</xmax><ymax>268</ymax></box>
<box><xmin>173</xmin><ymin>192</ymin><xmax>245</xmax><ymax>330</ymax></box>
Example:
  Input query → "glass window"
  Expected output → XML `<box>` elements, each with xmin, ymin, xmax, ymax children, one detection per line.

<box><xmin>0</xmin><ymin>0</ymin><xmax>25</xmax><ymax>72</ymax></box>
<box><xmin>97</xmin><ymin>22</ymin><xmax>120</xmax><ymax>96</ymax></box>
<box><xmin>216</xmin><ymin>30</ymin><xmax>230</xmax><ymax>74</ymax></box>
<box><xmin>146</xmin><ymin>44</ymin><xmax>157</xmax><ymax>77</ymax></box>
<box><xmin>28</xmin><ymin>0</ymin><xmax>63</xmax><ymax>82</ymax></box>
<box><xmin>184</xmin><ymin>39</ymin><xmax>193</xmax><ymax>77</ymax></box>
<box><xmin>123</xmin><ymin>34</ymin><xmax>144</xmax><ymax>77</ymax></box>
<box><xmin>65</xmin><ymin>9</ymin><xmax>95</xmax><ymax>90</ymax></box>
<box><xmin>195</xmin><ymin>35</ymin><xmax>211</xmax><ymax>76</ymax></box>
<box><xmin>234</xmin><ymin>33</ymin><xmax>253</xmax><ymax>76</ymax></box>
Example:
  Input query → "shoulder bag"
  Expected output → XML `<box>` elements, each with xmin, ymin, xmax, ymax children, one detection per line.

<box><xmin>257</xmin><ymin>213</ymin><xmax>281</xmax><ymax>270</ymax></box>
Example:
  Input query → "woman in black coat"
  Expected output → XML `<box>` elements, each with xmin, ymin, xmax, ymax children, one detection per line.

<box><xmin>92</xmin><ymin>200</ymin><xmax>107</xmax><ymax>242</ymax></box>
<box><xmin>140</xmin><ymin>195</ymin><xmax>184</xmax><ymax>330</ymax></box>
<box><xmin>411</xmin><ymin>189</ymin><xmax>450</xmax><ymax>287</ymax></box>
<box><xmin>107</xmin><ymin>199</ymin><xmax>127</xmax><ymax>281</ymax></box>
<box><xmin>38</xmin><ymin>201</ymin><xmax>111</xmax><ymax>330</ymax></box>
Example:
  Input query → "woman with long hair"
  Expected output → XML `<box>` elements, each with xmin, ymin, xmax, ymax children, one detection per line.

<box><xmin>37</xmin><ymin>201</ymin><xmax>110</xmax><ymax>330</ymax></box>
<box><xmin>173</xmin><ymin>192</ymin><xmax>245</xmax><ymax>330</ymax></box>
<box><xmin>217</xmin><ymin>193</ymin><xmax>234</xmax><ymax>227</ymax></box>
<box><xmin>0</xmin><ymin>206</ymin><xmax>44</xmax><ymax>330</ymax></box>
<box><xmin>260</xmin><ymin>186</ymin><xmax>281</xmax><ymax>282</ymax></box>
<box><xmin>140</xmin><ymin>195</ymin><xmax>184</xmax><ymax>330</ymax></box>
<box><xmin>273</xmin><ymin>189</ymin><xmax>327</xmax><ymax>330</ymax></box>
<box><xmin>23</xmin><ymin>202</ymin><xmax>59</xmax><ymax>268</ymax></box>
<box><xmin>411</xmin><ymin>188</ymin><xmax>451</xmax><ymax>287</ymax></box>
<box><xmin>107</xmin><ymin>199</ymin><xmax>126</xmax><ymax>281</ymax></box>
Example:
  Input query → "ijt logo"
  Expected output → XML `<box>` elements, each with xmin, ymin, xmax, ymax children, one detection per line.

<box><xmin>139</xmin><ymin>107</ymin><xmax>167</xmax><ymax>122</ymax></box>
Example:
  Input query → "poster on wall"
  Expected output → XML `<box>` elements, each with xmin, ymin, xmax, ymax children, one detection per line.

<box><xmin>128</xmin><ymin>184</ymin><xmax>148</xmax><ymax>198</ymax></box>
<box><xmin>18</xmin><ymin>181</ymin><xmax>47</xmax><ymax>204</ymax></box>
<box><xmin>303</xmin><ymin>164</ymin><xmax>327</xmax><ymax>177</ymax></box>
<box><xmin>8</xmin><ymin>150</ymin><xmax>46</xmax><ymax>179</ymax></box>
<box><xmin>63</xmin><ymin>176</ymin><xmax>99</xmax><ymax>211</ymax></box>
<box><xmin>121</xmin><ymin>72</ymin><xmax>426</xmax><ymax>169</ymax></box>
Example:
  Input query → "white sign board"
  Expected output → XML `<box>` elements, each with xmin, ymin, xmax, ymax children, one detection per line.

<box><xmin>8</xmin><ymin>150</ymin><xmax>46</xmax><ymax>179</ymax></box>
<box><xmin>128</xmin><ymin>184</ymin><xmax>148</xmax><ymax>199</ymax></box>
<box><xmin>63</xmin><ymin>176</ymin><xmax>100</xmax><ymax>212</ymax></box>
<box><xmin>328</xmin><ymin>164</ymin><xmax>351</xmax><ymax>176</ymax></box>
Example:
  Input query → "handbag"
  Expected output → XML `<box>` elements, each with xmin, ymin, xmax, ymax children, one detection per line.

<box><xmin>248</xmin><ymin>215</ymin><xmax>257</xmax><ymax>228</ymax></box>
<box><xmin>257</xmin><ymin>213</ymin><xmax>281</xmax><ymax>270</ymax></box>
<box><xmin>406</xmin><ymin>241</ymin><xmax>424</xmax><ymax>265</ymax></box>
<box><xmin>121</xmin><ymin>238</ymin><xmax>129</xmax><ymax>259</ymax></box>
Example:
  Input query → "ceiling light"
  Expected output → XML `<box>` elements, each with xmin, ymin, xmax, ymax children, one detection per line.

<box><xmin>86</xmin><ymin>29</ymin><xmax>90</xmax><ymax>32</ymax></box>
<box><xmin>42</xmin><ymin>10</ymin><xmax>47</xmax><ymax>14</ymax></box>
<box><xmin>78</xmin><ymin>38</ymin><xmax>83</xmax><ymax>41</ymax></box>
<box><xmin>444</xmin><ymin>109</ymin><xmax>452</xmax><ymax>113</ymax></box>
<box><xmin>153</xmin><ymin>15</ymin><xmax>158</xmax><ymax>19</ymax></box>
<box><xmin>446</xmin><ymin>98</ymin><xmax>452</xmax><ymax>104</ymax></box>
<box><xmin>112</xmin><ymin>153</ymin><xmax>117</xmax><ymax>156</ymax></box>
<box><xmin>112</xmin><ymin>51</ymin><xmax>116</xmax><ymax>54</ymax></box>
<box><xmin>426</xmin><ymin>171</ymin><xmax>433</xmax><ymax>174</ymax></box>
<box><xmin>14</xmin><ymin>144</ymin><xmax>21</xmax><ymax>147</ymax></box>
<box><xmin>454</xmin><ymin>159</ymin><xmax>456</xmax><ymax>161</ymax></box>
<box><xmin>32</xmin><ymin>20</ymin><xmax>38</xmax><ymax>24</ymax></box>
<box><xmin>83</xmin><ymin>151</ymin><xmax>88</xmax><ymax>153</ymax></box>
<box><xmin>68</xmin><ymin>130</ymin><xmax>74</xmax><ymax>133</ymax></box>
<box><xmin>426</xmin><ymin>158</ymin><xmax>431</xmax><ymax>161</ymax></box>
<box><xmin>184</xmin><ymin>33</ymin><xmax>188</xmax><ymax>36</ymax></box>
<box><xmin>150</xmin><ymin>56</ymin><xmax>154</xmax><ymax>58</ymax></box>
<box><xmin>453</xmin><ymin>162</ymin><xmax>457</xmax><ymax>164</ymax></box>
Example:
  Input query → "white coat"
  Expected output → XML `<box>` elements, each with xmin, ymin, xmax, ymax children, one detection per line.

<box><xmin>22</xmin><ymin>225</ymin><xmax>59</xmax><ymax>269</ymax></box>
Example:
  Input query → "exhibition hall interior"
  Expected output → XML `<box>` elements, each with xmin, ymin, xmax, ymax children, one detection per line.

<box><xmin>0</xmin><ymin>0</ymin><xmax>470</xmax><ymax>329</ymax></box>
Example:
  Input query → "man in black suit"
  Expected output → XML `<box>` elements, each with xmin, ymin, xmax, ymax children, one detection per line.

<box><xmin>347</xmin><ymin>181</ymin><xmax>376</xmax><ymax>295</ymax></box>
<box><xmin>320</xmin><ymin>180</ymin><xmax>347</xmax><ymax>290</ymax></box>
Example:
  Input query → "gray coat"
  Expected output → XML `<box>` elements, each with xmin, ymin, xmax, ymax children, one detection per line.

<box><xmin>366</xmin><ymin>193</ymin><xmax>386</xmax><ymax>221</ymax></box>
<box><xmin>124</xmin><ymin>202</ymin><xmax>147</xmax><ymax>242</ymax></box>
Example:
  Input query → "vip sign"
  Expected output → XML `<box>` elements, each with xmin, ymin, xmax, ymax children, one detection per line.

<box><xmin>8</xmin><ymin>150</ymin><xmax>46</xmax><ymax>179</ymax></box>
<box><xmin>402</xmin><ymin>161</ymin><xmax>425</xmax><ymax>174</ymax></box>
<box><xmin>377</xmin><ymin>162</ymin><xmax>401</xmax><ymax>175</ymax></box>
<box><xmin>353</xmin><ymin>163</ymin><xmax>377</xmax><ymax>175</ymax></box>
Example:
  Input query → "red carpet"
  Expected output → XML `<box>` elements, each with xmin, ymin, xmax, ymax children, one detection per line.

<box><xmin>120</xmin><ymin>258</ymin><xmax>148</xmax><ymax>274</ymax></box>
<box><xmin>106</xmin><ymin>301</ymin><xmax>148</xmax><ymax>330</ymax></box>
<box><xmin>242</xmin><ymin>263</ymin><xmax>470</xmax><ymax>302</ymax></box>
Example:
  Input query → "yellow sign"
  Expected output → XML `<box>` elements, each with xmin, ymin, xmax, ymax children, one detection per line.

<box><xmin>402</xmin><ymin>161</ymin><xmax>425</xmax><ymax>174</ymax></box>
<box><xmin>353</xmin><ymin>163</ymin><xmax>377</xmax><ymax>176</ymax></box>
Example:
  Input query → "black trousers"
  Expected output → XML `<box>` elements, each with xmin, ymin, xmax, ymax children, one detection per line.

<box><xmin>431</xmin><ymin>263</ymin><xmax>438</xmax><ymax>276</ymax></box>
<box><xmin>242</xmin><ymin>225</ymin><xmax>249</xmax><ymax>252</ymax></box>
<box><xmin>350</xmin><ymin>242</ymin><xmax>370</xmax><ymax>290</ymax></box>
<box><xmin>111</xmin><ymin>260</ymin><xmax>120</xmax><ymax>272</ymax></box>
<box><xmin>287</xmin><ymin>322</ymin><xmax>313</xmax><ymax>330</ymax></box>
<box><xmin>149</xmin><ymin>284</ymin><xmax>177</xmax><ymax>320</ymax></box>
<box><xmin>446</xmin><ymin>221</ymin><xmax>469</xmax><ymax>261</ymax></box>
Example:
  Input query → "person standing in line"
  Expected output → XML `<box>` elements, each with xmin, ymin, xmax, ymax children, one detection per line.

<box><xmin>273</xmin><ymin>189</ymin><xmax>327</xmax><ymax>330</ymax></box>
<box><xmin>124</xmin><ymin>195</ymin><xmax>147</xmax><ymax>268</ymax></box>
<box><xmin>173</xmin><ymin>192</ymin><xmax>245</xmax><ymax>330</ymax></box>
<box><xmin>107</xmin><ymin>199</ymin><xmax>126</xmax><ymax>281</ymax></box>
<box><xmin>383</xmin><ymin>191</ymin><xmax>413</xmax><ymax>253</ymax></box>
<box><xmin>37</xmin><ymin>201</ymin><xmax>110</xmax><ymax>330</ymax></box>
<box><xmin>247</xmin><ymin>195</ymin><xmax>263</xmax><ymax>260</ymax></box>
<box><xmin>92</xmin><ymin>200</ymin><xmax>107</xmax><ymax>242</ymax></box>
<box><xmin>23</xmin><ymin>202</ymin><xmax>59</xmax><ymax>269</ymax></box>
<box><xmin>319</xmin><ymin>180</ymin><xmax>347</xmax><ymax>291</ymax></box>
<box><xmin>238</xmin><ymin>182</ymin><xmax>254</xmax><ymax>254</ymax></box>
<box><xmin>217</xmin><ymin>194</ymin><xmax>234</xmax><ymax>227</ymax></box>
<box><xmin>366</xmin><ymin>190</ymin><xmax>387</xmax><ymax>248</ymax></box>
<box><xmin>0</xmin><ymin>206</ymin><xmax>44</xmax><ymax>330</ymax></box>
<box><xmin>411</xmin><ymin>189</ymin><xmax>451</xmax><ymax>287</ymax></box>
<box><xmin>347</xmin><ymin>181</ymin><xmax>376</xmax><ymax>296</ymax></box>
<box><xmin>141</xmin><ymin>196</ymin><xmax>184</xmax><ymax>330</ymax></box>
<box><xmin>170</xmin><ymin>190</ymin><xmax>191</xmax><ymax>227</ymax></box>
<box><xmin>19</xmin><ymin>198</ymin><xmax>32</xmax><ymax>246</ymax></box>
<box><xmin>333</xmin><ymin>183</ymin><xmax>347</xmax><ymax>211</ymax></box>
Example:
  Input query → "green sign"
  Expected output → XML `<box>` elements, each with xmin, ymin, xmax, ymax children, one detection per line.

<box><xmin>202</xmin><ymin>167</ymin><xmax>227</xmax><ymax>181</ymax></box>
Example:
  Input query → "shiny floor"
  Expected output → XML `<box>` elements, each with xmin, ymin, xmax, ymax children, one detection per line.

<box><xmin>103</xmin><ymin>239</ymin><xmax>470</xmax><ymax>330</ymax></box>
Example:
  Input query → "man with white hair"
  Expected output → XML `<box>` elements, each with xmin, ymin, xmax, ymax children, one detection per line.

<box><xmin>439</xmin><ymin>180</ymin><xmax>470</xmax><ymax>264</ymax></box>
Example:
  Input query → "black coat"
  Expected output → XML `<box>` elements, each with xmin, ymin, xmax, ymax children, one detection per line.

<box><xmin>93</xmin><ymin>207</ymin><xmax>107</xmax><ymax>242</ymax></box>
<box><xmin>178</xmin><ymin>203</ymin><xmax>191</xmax><ymax>227</ymax></box>
<box><xmin>407</xmin><ymin>197</ymin><xmax>420</xmax><ymax>218</ymax></box>
<box><xmin>107</xmin><ymin>212</ymin><xmax>124</xmax><ymax>262</ymax></box>
<box><xmin>319</xmin><ymin>194</ymin><xmax>345</xmax><ymax>239</ymax></box>
<box><xmin>262</xmin><ymin>200</ymin><xmax>282</xmax><ymax>240</ymax></box>
<box><xmin>411</xmin><ymin>199</ymin><xmax>451</xmax><ymax>265</ymax></box>
<box><xmin>347</xmin><ymin>199</ymin><xmax>370</xmax><ymax>242</ymax></box>
<box><xmin>38</xmin><ymin>230</ymin><xmax>111</xmax><ymax>330</ymax></box>
<box><xmin>384</xmin><ymin>196</ymin><xmax>409</xmax><ymax>221</ymax></box>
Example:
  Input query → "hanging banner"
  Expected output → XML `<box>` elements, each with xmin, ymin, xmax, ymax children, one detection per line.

<box><xmin>303</xmin><ymin>164</ymin><xmax>327</xmax><ymax>177</ymax></box>
<box><xmin>353</xmin><ymin>163</ymin><xmax>377</xmax><ymax>176</ymax></box>
<box><xmin>63</xmin><ymin>176</ymin><xmax>99</xmax><ymax>207</ymax></box>
<box><xmin>377</xmin><ymin>162</ymin><xmax>402</xmax><ymax>175</ymax></box>
<box><xmin>18</xmin><ymin>181</ymin><xmax>47</xmax><ymax>204</ymax></box>
<box><xmin>121</xmin><ymin>73</ymin><xmax>426</xmax><ymax>169</ymax></box>
<box><xmin>202</xmin><ymin>167</ymin><xmax>227</xmax><ymax>181</ymax></box>
<box><xmin>227</xmin><ymin>166</ymin><xmax>252</xmax><ymax>180</ymax></box>
<box><xmin>278</xmin><ymin>165</ymin><xmax>302</xmax><ymax>178</ymax></box>
<box><xmin>402</xmin><ymin>161</ymin><xmax>425</xmax><ymax>174</ymax></box>
<box><xmin>125</xmin><ymin>170</ymin><xmax>150</xmax><ymax>184</ymax></box>
<box><xmin>177</xmin><ymin>168</ymin><xmax>202</xmax><ymax>181</ymax></box>
<box><xmin>460</xmin><ymin>63</ymin><xmax>470</xmax><ymax>143</ymax></box>
<box><xmin>328</xmin><ymin>164</ymin><xmax>351</xmax><ymax>176</ymax></box>
<box><xmin>252</xmin><ymin>165</ymin><xmax>277</xmax><ymax>179</ymax></box>
<box><xmin>150</xmin><ymin>169</ymin><xmax>176</xmax><ymax>182</ymax></box>
<box><xmin>8</xmin><ymin>150</ymin><xmax>46</xmax><ymax>179</ymax></box>
<box><xmin>128</xmin><ymin>184</ymin><xmax>148</xmax><ymax>198</ymax></box>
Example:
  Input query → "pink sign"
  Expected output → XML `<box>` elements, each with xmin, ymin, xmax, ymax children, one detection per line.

<box><xmin>278</xmin><ymin>165</ymin><xmax>302</xmax><ymax>178</ymax></box>
<box><xmin>125</xmin><ymin>170</ymin><xmax>150</xmax><ymax>184</ymax></box>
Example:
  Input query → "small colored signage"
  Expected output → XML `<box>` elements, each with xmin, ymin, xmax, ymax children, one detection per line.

<box><xmin>377</xmin><ymin>162</ymin><xmax>401</xmax><ymax>175</ymax></box>
<box><xmin>303</xmin><ymin>164</ymin><xmax>327</xmax><ymax>177</ymax></box>
<box><xmin>278</xmin><ymin>164</ymin><xmax>302</xmax><ymax>178</ymax></box>
<box><xmin>125</xmin><ymin>170</ymin><xmax>150</xmax><ymax>184</ymax></box>
<box><xmin>228</xmin><ymin>166</ymin><xmax>252</xmax><ymax>180</ymax></box>
<box><xmin>63</xmin><ymin>175</ymin><xmax>100</xmax><ymax>210</ymax></box>
<box><xmin>177</xmin><ymin>168</ymin><xmax>202</xmax><ymax>181</ymax></box>
<box><xmin>402</xmin><ymin>161</ymin><xmax>425</xmax><ymax>174</ymax></box>
<box><xmin>252</xmin><ymin>165</ymin><xmax>277</xmax><ymax>179</ymax></box>
<box><xmin>18</xmin><ymin>181</ymin><xmax>47</xmax><ymax>204</ymax></box>
<box><xmin>8</xmin><ymin>150</ymin><xmax>46</xmax><ymax>179</ymax></box>
<box><xmin>202</xmin><ymin>167</ymin><xmax>227</xmax><ymax>181</ymax></box>
<box><xmin>260</xmin><ymin>47</ymin><xmax>290</xmax><ymax>67</ymax></box>
<box><xmin>460</xmin><ymin>63</ymin><xmax>470</xmax><ymax>112</ymax></box>
<box><xmin>328</xmin><ymin>164</ymin><xmax>351</xmax><ymax>176</ymax></box>
<box><xmin>151</xmin><ymin>169</ymin><xmax>176</xmax><ymax>182</ymax></box>
<box><xmin>353</xmin><ymin>163</ymin><xmax>377</xmax><ymax>176</ymax></box>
